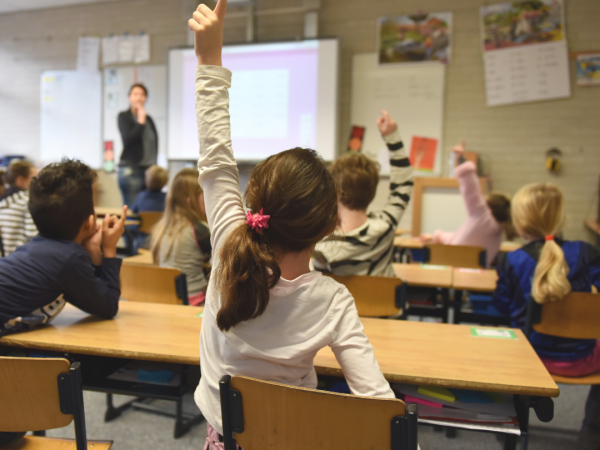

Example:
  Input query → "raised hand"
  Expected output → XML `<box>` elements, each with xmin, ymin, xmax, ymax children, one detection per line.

<box><xmin>102</xmin><ymin>205</ymin><xmax>128</xmax><ymax>258</ymax></box>
<box><xmin>82</xmin><ymin>223</ymin><xmax>103</xmax><ymax>266</ymax></box>
<box><xmin>188</xmin><ymin>0</ymin><xmax>227</xmax><ymax>66</ymax></box>
<box><xmin>452</xmin><ymin>140</ymin><xmax>466</xmax><ymax>158</ymax></box>
<box><xmin>376</xmin><ymin>110</ymin><xmax>397</xmax><ymax>137</ymax></box>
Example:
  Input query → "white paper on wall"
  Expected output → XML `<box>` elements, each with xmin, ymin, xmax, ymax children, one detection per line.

<box><xmin>480</xmin><ymin>0</ymin><xmax>570</xmax><ymax>107</ymax></box>
<box><xmin>77</xmin><ymin>36</ymin><xmax>100</xmax><ymax>72</ymax></box>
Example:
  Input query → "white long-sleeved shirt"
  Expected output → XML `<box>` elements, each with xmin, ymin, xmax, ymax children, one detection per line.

<box><xmin>193</xmin><ymin>65</ymin><xmax>394</xmax><ymax>435</ymax></box>
<box><xmin>0</xmin><ymin>190</ymin><xmax>38</xmax><ymax>256</ymax></box>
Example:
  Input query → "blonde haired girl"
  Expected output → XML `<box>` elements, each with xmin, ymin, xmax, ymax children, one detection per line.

<box><xmin>151</xmin><ymin>168</ymin><xmax>211</xmax><ymax>306</ymax></box>
<box><xmin>493</xmin><ymin>183</ymin><xmax>600</xmax><ymax>449</ymax></box>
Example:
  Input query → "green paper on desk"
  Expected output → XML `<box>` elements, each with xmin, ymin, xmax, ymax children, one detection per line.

<box><xmin>196</xmin><ymin>312</ymin><xmax>204</xmax><ymax>317</ymax></box>
<box><xmin>470</xmin><ymin>327</ymin><xmax>517</xmax><ymax>340</ymax></box>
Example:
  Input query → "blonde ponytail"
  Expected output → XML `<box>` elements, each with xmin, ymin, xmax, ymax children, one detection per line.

<box><xmin>531</xmin><ymin>238</ymin><xmax>571</xmax><ymax>304</ymax></box>
<box><xmin>512</xmin><ymin>183</ymin><xmax>571</xmax><ymax>304</ymax></box>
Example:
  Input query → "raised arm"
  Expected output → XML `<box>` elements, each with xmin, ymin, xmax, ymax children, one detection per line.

<box><xmin>189</xmin><ymin>0</ymin><xmax>245</xmax><ymax>252</ymax></box>
<box><xmin>452</xmin><ymin>141</ymin><xmax>487</xmax><ymax>218</ymax></box>
<box><xmin>371</xmin><ymin>111</ymin><xmax>414</xmax><ymax>227</ymax></box>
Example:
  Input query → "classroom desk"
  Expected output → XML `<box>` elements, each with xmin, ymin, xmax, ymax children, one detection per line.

<box><xmin>393</xmin><ymin>263</ymin><xmax>453</xmax><ymax>288</ymax></box>
<box><xmin>0</xmin><ymin>302</ymin><xmax>558</xmax><ymax>397</ymax></box>
<box><xmin>453</xmin><ymin>268</ymin><xmax>498</xmax><ymax>292</ymax></box>
<box><xmin>123</xmin><ymin>252</ymin><xmax>154</xmax><ymax>265</ymax></box>
<box><xmin>393</xmin><ymin>263</ymin><xmax>452</xmax><ymax>322</ymax></box>
<box><xmin>394</xmin><ymin>227</ymin><xmax>412</xmax><ymax>236</ymax></box>
<box><xmin>0</xmin><ymin>302</ymin><xmax>557</xmax><ymax>448</ymax></box>
<box><xmin>393</xmin><ymin>236</ymin><xmax>522</xmax><ymax>254</ymax></box>
<box><xmin>95</xmin><ymin>206</ymin><xmax>136</xmax><ymax>217</ymax></box>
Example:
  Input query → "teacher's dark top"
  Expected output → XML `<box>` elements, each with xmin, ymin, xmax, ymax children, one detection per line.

<box><xmin>118</xmin><ymin>110</ymin><xmax>158</xmax><ymax>167</ymax></box>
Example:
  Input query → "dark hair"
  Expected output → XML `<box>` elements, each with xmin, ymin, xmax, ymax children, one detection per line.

<box><xmin>215</xmin><ymin>148</ymin><xmax>338</xmax><ymax>331</ymax></box>
<box><xmin>328</xmin><ymin>153</ymin><xmax>380</xmax><ymax>210</ymax></box>
<box><xmin>6</xmin><ymin>160</ymin><xmax>34</xmax><ymax>186</ymax></box>
<box><xmin>129</xmin><ymin>83</ymin><xmax>148</xmax><ymax>96</ymax></box>
<box><xmin>0</xmin><ymin>170</ymin><xmax>5</xmax><ymax>197</ymax></box>
<box><xmin>486</xmin><ymin>193</ymin><xmax>517</xmax><ymax>240</ymax></box>
<box><xmin>29</xmin><ymin>159</ymin><xmax>97</xmax><ymax>240</ymax></box>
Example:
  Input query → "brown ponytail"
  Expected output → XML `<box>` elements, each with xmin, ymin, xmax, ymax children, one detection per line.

<box><xmin>215</xmin><ymin>148</ymin><xmax>338</xmax><ymax>331</ymax></box>
<box><xmin>512</xmin><ymin>183</ymin><xmax>571</xmax><ymax>304</ymax></box>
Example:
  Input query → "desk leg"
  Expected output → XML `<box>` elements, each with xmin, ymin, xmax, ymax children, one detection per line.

<box><xmin>451</xmin><ymin>290</ymin><xmax>463</xmax><ymax>325</ymax></box>
<box><xmin>441</xmin><ymin>289</ymin><xmax>450</xmax><ymax>324</ymax></box>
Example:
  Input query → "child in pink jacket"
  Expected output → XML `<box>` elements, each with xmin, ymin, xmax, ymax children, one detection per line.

<box><xmin>420</xmin><ymin>141</ymin><xmax>514</xmax><ymax>267</ymax></box>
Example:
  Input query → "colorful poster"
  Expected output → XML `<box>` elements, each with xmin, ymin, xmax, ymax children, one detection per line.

<box><xmin>409</xmin><ymin>136</ymin><xmax>438</xmax><ymax>172</ymax></box>
<box><xmin>576</xmin><ymin>54</ymin><xmax>600</xmax><ymax>86</ymax></box>
<box><xmin>480</xmin><ymin>0</ymin><xmax>570</xmax><ymax>107</ymax></box>
<box><xmin>481</xmin><ymin>0</ymin><xmax>564</xmax><ymax>52</ymax></box>
<box><xmin>378</xmin><ymin>13</ymin><xmax>452</xmax><ymax>65</ymax></box>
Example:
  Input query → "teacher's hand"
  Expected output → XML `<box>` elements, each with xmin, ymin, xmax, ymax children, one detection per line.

<box><xmin>137</xmin><ymin>105</ymin><xmax>147</xmax><ymax>125</ymax></box>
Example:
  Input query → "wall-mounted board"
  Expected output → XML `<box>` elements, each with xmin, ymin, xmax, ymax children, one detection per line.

<box><xmin>351</xmin><ymin>53</ymin><xmax>445</xmax><ymax>176</ymax></box>
<box><xmin>103</xmin><ymin>65</ymin><xmax>167</xmax><ymax>167</ymax></box>
<box><xmin>40</xmin><ymin>71</ymin><xmax>102</xmax><ymax>168</ymax></box>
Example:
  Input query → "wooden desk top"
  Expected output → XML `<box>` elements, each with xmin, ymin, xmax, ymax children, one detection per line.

<box><xmin>393</xmin><ymin>237</ymin><xmax>521</xmax><ymax>254</ymax></box>
<box><xmin>452</xmin><ymin>268</ymin><xmax>498</xmax><ymax>292</ymax></box>
<box><xmin>96</xmin><ymin>218</ymin><xmax>140</xmax><ymax>227</ymax></box>
<box><xmin>95</xmin><ymin>206</ymin><xmax>136</xmax><ymax>218</ymax></box>
<box><xmin>585</xmin><ymin>219</ymin><xmax>600</xmax><ymax>236</ymax></box>
<box><xmin>394</xmin><ymin>227</ymin><xmax>412</xmax><ymax>236</ymax></box>
<box><xmin>0</xmin><ymin>302</ymin><xmax>558</xmax><ymax>397</ymax></box>
<box><xmin>123</xmin><ymin>252</ymin><xmax>155</xmax><ymax>265</ymax></box>
<box><xmin>393</xmin><ymin>263</ymin><xmax>453</xmax><ymax>288</ymax></box>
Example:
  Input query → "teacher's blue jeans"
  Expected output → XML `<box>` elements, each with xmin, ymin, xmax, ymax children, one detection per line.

<box><xmin>118</xmin><ymin>166</ymin><xmax>147</xmax><ymax>207</ymax></box>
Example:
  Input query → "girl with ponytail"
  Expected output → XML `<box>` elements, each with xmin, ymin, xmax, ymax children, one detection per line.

<box><xmin>493</xmin><ymin>183</ymin><xmax>600</xmax><ymax>449</ymax></box>
<box><xmin>189</xmin><ymin>3</ymin><xmax>396</xmax><ymax>448</ymax></box>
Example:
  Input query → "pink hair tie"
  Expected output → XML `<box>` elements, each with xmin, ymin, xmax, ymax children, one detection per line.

<box><xmin>545</xmin><ymin>235</ymin><xmax>555</xmax><ymax>241</ymax></box>
<box><xmin>246</xmin><ymin>208</ymin><xmax>270</xmax><ymax>233</ymax></box>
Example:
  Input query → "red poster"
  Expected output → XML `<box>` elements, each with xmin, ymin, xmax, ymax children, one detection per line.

<box><xmin>409</xmin><ymin>136</ymin><xmax>438</xmax><ymax>171</ymax></box>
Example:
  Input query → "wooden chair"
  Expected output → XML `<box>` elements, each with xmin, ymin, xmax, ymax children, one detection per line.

<box><xmin>109</xmin><ymin>264</ymin><xmax>198</xmax><ymax>437</ymax></box>
<box><xmin>525</xmin><ymin>292</ymin><xmax>600</xmax><ymax>385</ymax></box>
<box><xmin>326</xmin><ymin>274</ymin><xmax>405</xmax><ymax>317</ymax></box>
<box><xmin>219</xmin><ymin>375</ymin><xmax>418</xmax><ymax>450</ymax></box>
<box><xmin>423</xmin><ymin>244</ymin><xmax>486</xmax><ymax>269</ymax></box>
<box><xmin>138</xmin><ymin>211</ymin><xmax>163</xmax><ymax>235</ymax></box>
<box><xmin>120</xmin><ymin>263</ymin><xmax>188</xmax><ymax>305</ymax></box>
<box><xmin>0</xmin><ymin>357</ymin><xmax>112</xmax><ymax>450</ymax></box>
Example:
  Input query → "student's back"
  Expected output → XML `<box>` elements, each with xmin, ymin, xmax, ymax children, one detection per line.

<box><xmin>189</xmin><ymin>8</ymin><xmax>394</xmax><ymax>447</ymax></box>
<box><xmin>130</xmin><ymin>164</ymin><xmax>168</xmax><ymax>214</ymax></box>
<box><xmin>0</xmin><ymin>159</ymin><xmax>126</xmax><ymax>336</ymax></box>
<box><xmin>0</xmin><ymin>160</ymin><xmax>39</xmax><ymax>255</ymax></box>
<box><xmin>494</xmin><ymin>237</ymin><xmax>600</xmax><ymax>359</ymax></box>
<box><xmin>492</xmin><ymin>182</ymin><xmax>600</xmax><ymax>450</ymax></box>
<box><xmin>151</xmin><ymin>168</ymin><xmax>210</xmax><ymax>305</ymax></box>
<box><xmin>313</xmin><ymin>111</ymin><xmax>414</xmax><ymax>277</ymax></box>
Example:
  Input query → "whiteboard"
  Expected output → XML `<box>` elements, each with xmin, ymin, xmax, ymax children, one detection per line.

<box><xmin>351</xmin><ymin>54</ymin><xmax>445</xmax><ymax>175</ymax></box>
<box><xmin>103</xmin><ymin>65</ymin><xmax>167</xmax><ymax>167</ymax></box>
<box><xmin>40</xmin><ymin>71</ymin><xmax>102</xmax><ymax>168</ymax></box>
<box><xmin>421</xmin><ymin>188</ymin><xmax>467</xmax><ymax>235</ymax></box>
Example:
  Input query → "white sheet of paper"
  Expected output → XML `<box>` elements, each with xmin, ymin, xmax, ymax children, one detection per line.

<box><xmin>77</xmin><ymin>36</ymin><xmax>100</xmax><ymax>72</ymax></box>
<box><xmin>101</xmin><ymin>36</ymin><xmax>119</xmax><ymax>66</ymax></box>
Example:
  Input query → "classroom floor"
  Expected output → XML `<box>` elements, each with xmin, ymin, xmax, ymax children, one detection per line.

<box><xmin>44</xmin><ymin>384</ymin><xmax>590</xmax><ymax>449</ymax></box>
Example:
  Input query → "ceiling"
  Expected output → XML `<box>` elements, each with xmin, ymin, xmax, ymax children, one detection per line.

<box><xmin>0</xmin><ymin>0</ymin><xmax>119</xmax><ymax>14</ymax></box>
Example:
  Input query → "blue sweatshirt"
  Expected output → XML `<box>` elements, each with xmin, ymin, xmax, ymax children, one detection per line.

<box><xmin>0</xmin><ymin>236</ymin><xmax>121</xmax><ymax>336</ymax></box>
<box><xmin>493</xmin><ymin>238</ymin><xmax>600</xmax><ymax>361</ymax></box>
<box><xmin>131</xmin><ymin>189</ymin><xmax>166</xmax><ymax>214</ymax></box>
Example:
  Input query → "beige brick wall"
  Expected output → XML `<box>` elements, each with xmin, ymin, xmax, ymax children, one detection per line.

<box><xmin>0</xmin><ymin>0</ymin><xmax>598</xmax><ymax>241</ymax></box>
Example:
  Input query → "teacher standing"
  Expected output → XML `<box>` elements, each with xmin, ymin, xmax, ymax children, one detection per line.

<box><xmin>117</xmin><ymin>83</ymin><xmax>158</xmax><ymax>207</ymax></box>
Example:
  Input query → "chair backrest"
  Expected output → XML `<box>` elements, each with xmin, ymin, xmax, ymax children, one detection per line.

<box><xmin>326</xmin><ymin>274</ymin><xmax>404</xmax><ymax>317</ymax></box>
<box><xmin>138</xmin><ymin>211</ymin><xmax>163</xmax><ymax>234</ymax></box>
<box><xmin>120</xmin><ymin>263</ymin><xmax>188</xmax><ymax>305</ymax></box>
<box><xmin>221</xmin><ymin>375</ymin><xmax>418</xmax><ymax>450</ymax></box>
<box><xmin>423</xmin><ymin>244</ymin><xmax>486</xmax><ymax>269</ymax></box>
<box><xmin>526</xmin><ymin>292</ymin><xmax>600</xmax><ymax>340</ymax></box>
<box><xmin>0</xmin><ymin>357</ymin><xmax>88</xmax><ymax>449</ymax></box>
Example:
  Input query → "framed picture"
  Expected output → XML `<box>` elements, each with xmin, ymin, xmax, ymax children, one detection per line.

<box><xmin>378</xmin><ymin>12</ymin><xmax>452</xmax><ymax>65</ymax></box>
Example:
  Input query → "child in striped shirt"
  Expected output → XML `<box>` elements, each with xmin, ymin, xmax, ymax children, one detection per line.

<box><xmin>313</xmin><ymin>111</ymin><xmax>414</xmax><ymax>277</ymax></box>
